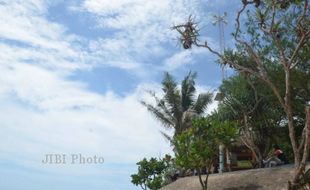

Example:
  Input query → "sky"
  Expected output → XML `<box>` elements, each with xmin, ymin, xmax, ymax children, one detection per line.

<box><xmin>0</xmin><ymin>0</ymin><xmax>240</xmax><ymax>190</ymax></box>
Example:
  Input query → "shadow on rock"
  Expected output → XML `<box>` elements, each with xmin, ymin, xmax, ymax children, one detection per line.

<box><xmin>223</xmin><ymin>184</ymin><xmax>262</xmax><ymax>190</ymax></box>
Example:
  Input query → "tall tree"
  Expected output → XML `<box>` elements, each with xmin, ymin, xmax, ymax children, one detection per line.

<box><xmin>173</xmin><ymin>0</ymin><xmax>309</xmax><ymax>188</ymax></box>
<box><xmin>141</xmin><ymin>72</ymin><xmax>213</xmax><ymax>143</ymax></box>
<box><xmin>217</xmin><ymin>74</ymin><xmax>281</xmax><ymax>167</ymax></box>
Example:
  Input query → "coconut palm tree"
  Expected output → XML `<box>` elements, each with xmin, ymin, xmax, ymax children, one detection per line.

<box><xmin>141</xmin><ymin>71</ymin><xmax>213</xmax><ymax>143</ymax></box>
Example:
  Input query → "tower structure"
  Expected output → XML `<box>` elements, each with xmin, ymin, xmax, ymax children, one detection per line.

<box><xmin>212</xmin><ymin>12</ymin><xmax>227</xmax><ymax>79</ymax></box>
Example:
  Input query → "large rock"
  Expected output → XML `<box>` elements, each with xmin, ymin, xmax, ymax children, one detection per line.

<box><xmin>161</xmin><ymin>165</ymin><xmax>302</xmax><ymax>190</ymax></box>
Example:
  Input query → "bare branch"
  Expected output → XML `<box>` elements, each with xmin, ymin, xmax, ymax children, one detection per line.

<box><xmin>193</xmin><ymin>41</ymin><xmax>223</xmax><ymax>58</ymax></box>
<box><xmin>289</xmin><ymin>0</ymin><xmax>309</xmax><ymax>68</ymax></box>
<box><xmin>289</xmin><ymin>32</ymin><xmax>310</xmax><ymax>69</ymax></box>
<box><xmin>234</xmin><ymin>3</ymin><xmax>268</xmax><ymax>78</ymax></box>
<box><xmin>296</xmin><ymin>0</ymin><xmax>309</xmax><ymax>34</ymax></box>
<box><xmin>257</xmin><ymin>1</ymin><xmax>290</xmax><ymax>69</ymax></box>
<box><xmin>269</xmin><ymin>1</ymin><xmax>277</xmax><ymax>33</ymax></box>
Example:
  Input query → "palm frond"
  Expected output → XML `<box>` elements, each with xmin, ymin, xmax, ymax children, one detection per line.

<box><xmin>181</xmin><ymin>71</ymin><xmax>197</xmax><ymax>111</ymax></box>
<box><xmin>162</xmin><ymin>72</ymin><xmax>177</xmax><ymax>93</ymax></box>
<box><xmin>160</xmin><ymin>131</ymin><xmax>173</xmax><ymax>145</ymax></box>
<box><xmin>146</xmin><ymin>90</ymin><xmax>176</xmax><ymax>124</ymax></box>
<box><xmin>162</xmin><ymin>72</ymin><xmax>182</xmax><ymax>120</ymax></box>
<box><xmin>140</xmin><ymin>101</ymin><xmax>174</xmax><ymax>129</ymax></box>
<box><xmin>193</xmin><ymin>92</ymin><xmax>213</xmax><ymax>114</ymax></box>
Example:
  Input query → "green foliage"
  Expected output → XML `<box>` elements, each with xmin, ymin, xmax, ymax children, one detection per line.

<box><xmin>208</xmin><ymin>114</ymin><xmax>239</xmax><ymax>146</ymax></box>
<box><xmin>217</xmin><ymin>74</ymin><xmax>282</xmax><ymax>161</ymax></box>
<box><xmin>173</xmin><ymin>0</ymin><xmax>309</xmax><ymax>187</ymax></box>
<box><xmin>227</xmin><ymin>0</ymin><xmax>309</xmax><ymax>172</ymax></box>
<box><xmin>174</xmin><ymin>117</ymin><xmax>238</xmax><ymax>169</ymax></box>
<box><xmin>131</xmin><ymin>157</ymin><xmax>168</xmax><ymax>190</ymax></box>
<box><xmin>218</xmin><ymin>2</ymin><xmax>309</xmax><ymax>158</ymax></box>
<box><xmin>173</xmin><ymin>117</ymin><xmax>237</xmax><ymax>190</ymax></box>
<box><xmin>161</xmin><ymin>154</ymin><xmax>179</xmax><ymax>185</ymax></box>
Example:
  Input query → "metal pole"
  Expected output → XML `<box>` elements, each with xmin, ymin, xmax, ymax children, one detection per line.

<box><xmin>219</xmin><ymin>144</ymin><xmax>224</xmax><ymax>174</ymax></box>
<box><xmin>226</xmin><ymin>148</ymin><xmax>231</xmax><ymax>172</ymax></box>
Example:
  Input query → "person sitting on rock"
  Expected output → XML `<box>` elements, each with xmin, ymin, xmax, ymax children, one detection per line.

<box><xmin>263</xmin><ymin>145</ymin><xmax>288</xmax><ymax>167</ymax></box>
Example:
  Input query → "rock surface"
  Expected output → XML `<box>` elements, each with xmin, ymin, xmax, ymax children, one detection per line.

<box><xmin>161</xmin><ymin>165</ymin><xmax>303</xmax><ymax>190</ymax></box>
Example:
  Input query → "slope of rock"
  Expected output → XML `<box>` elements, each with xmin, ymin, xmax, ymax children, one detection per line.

<box><xmin>161</xmin><ymin>165</ymin><xmax>305</xmax><ymax>190</ymax></box>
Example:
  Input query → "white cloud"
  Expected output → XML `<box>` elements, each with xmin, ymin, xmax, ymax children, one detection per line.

<box><xmin>164</xmin><ymin>50</ymin><xmax>194</xmax><ymax>71</ymax></box>
<box><xmin>0</xmin><ymin>1</ymin><xmax>172</xmax><ymax>172</ymax></box>
<box><xmin>0</xmin><ymin>1</ymin><xmax>73</xmax><ymax>51</ymax></box>
<box><xmin>81</xmin><ymin>0</ymin><xmax>201</xmax><ymax>29</ymax></box>
<box><xmin>0</xmin><ymin>81</ymin><xmax>173</xmax><ymax>166</ymax></box>
<box><xmin>0</xmin><ymin>57</ymin><xmax>215</xmax><ymax>172</ymax></box>
<box><xmin>76</xmin><ymin>0</ymin><xmax>210</xmax><ymax>71</ymax></box>
<box><xmin>0</xmin><ymin>0</ymin><xmax>91</xmax><ymax>74</ymax></box>
<box><xmin>0</xmin><ymin>0</ymin><xmax>146</xmax><ymax>74</ymax></box>
<box><xmin>0</xmin><ymin>63</ymin><xmax>100</xmax><ymax>110</ymax></box>
<box><xmin>0</xmin><ymin>0</ymin><xmax>221</xmax><ymax>178</ymax></box>
<box><xmin>163</xmin><ymin>47</ymin><xmax>212</xmax><ymax>71</ymax></box>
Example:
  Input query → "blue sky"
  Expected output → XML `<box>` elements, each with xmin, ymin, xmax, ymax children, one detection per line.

<box><xmin>0</xmin><ymin>0</ymin><xmax>240</xmax><ymax>189</ymax></box>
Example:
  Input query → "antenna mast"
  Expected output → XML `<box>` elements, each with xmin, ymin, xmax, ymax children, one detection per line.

<box><xmin>213</xmin><ymin>12</ymin><xmax>227</xmax><ymax>79</ymax></box>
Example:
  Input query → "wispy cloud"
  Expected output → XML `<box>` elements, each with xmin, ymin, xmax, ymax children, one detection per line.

<box><xmin>0</xmin><ymin>0</ymin><xmax>172</xmax><ymax>167</ymax></box>
<box><xmin>0</xmin><ymin>1</ymin><xmax>223</xmax><ymax>189</ymax></box>
<box><xmin>164</xmin><ymin>50</ymin><xmax>194</xmax><ymax>71</ymax></box>
<box><xmin>0</xmin><ymin>0</ymin><xmax>91</xmax><ymax>74</ymax></box>
<box><xmin>74</xmin><ymin>0</ymin><xmax>210</xmax><ymax>72</ymax></box>
<box><xmin>163</xmin><ymin>47</ymin><xmax>213</xmax><ymax>71</ymax></box>
<box><xmin>0</xmin><ymin>83</ymin><xmax>172</xmax><ymax>164</ymax></box>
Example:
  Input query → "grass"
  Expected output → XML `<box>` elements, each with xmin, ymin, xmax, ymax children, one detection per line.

<box><xmin>237</xmin><ymin>160</ymin><xmax>252</xmax><ymax>168</ymax></box>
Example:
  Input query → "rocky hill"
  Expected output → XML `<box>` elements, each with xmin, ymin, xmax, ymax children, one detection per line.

<box><xmin>161</xmin><ymin>165</ymin><xmax>307</xmax><ymax>190</ymax></box>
